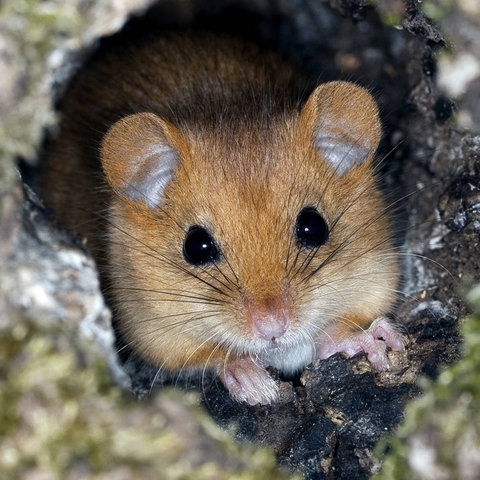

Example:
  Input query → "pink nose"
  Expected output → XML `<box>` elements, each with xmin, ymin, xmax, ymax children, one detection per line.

<box><xmin>251</xmin><ymin>312</ymin><xmax>288</xmax><ymax>341</ymax></box>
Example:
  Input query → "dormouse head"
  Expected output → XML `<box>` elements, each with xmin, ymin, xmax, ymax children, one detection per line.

<box><xmin>100</xmin><ymin>81</ymin><xmax>396</xmax><ymax>370</ymax></box>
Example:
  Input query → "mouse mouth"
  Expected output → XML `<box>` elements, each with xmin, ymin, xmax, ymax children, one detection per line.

<box><xmin>262</xmin><ymin>336</ymin><xmax>284</xmax><ymax>348</ymax></box>
<box><xmin>262</xmin><ymin>337</ymin><xmax>317</xmax><ymax>374</ymax></box>
<box><xmin>232</xmin><ymin>329</ymin><xmax>316</xmax><ymax>374</ymax></box>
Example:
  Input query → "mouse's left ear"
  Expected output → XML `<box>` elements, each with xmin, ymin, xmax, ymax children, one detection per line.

<box><xmin>300</xmin><ymin>81</ymin><xmax>382</xmax><ymax>175</ymax></box>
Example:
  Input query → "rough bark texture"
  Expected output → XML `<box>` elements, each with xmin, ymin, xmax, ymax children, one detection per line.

<box><xmin>1</xmin><ymin>0</ymin><xmax>479</xmax><ymax>479</ymax></box>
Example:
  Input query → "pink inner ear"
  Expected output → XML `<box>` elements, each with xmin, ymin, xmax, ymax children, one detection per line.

<box><xmin>101</xmin><ymin>113</ymin><xmax>181</xmax><ymax>208</ymax></box>
<box><xmin>122</xmin><ymin>143</ymin><xmax>179</xmax><ymax>209</ymax></box>
<box><xmin>313</xmin><ymin>130</ymin><xmax>373</xmax><ymax>175</ymax></box>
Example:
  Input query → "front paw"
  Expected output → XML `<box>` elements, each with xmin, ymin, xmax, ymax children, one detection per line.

<box><xmin>316</xmin><ymin>317</ymin><xmax>406</xmax><ymax>371</ymax></box>
<box><xmin>220</xmin><ymin>357</ymin><xmax>279</xmax><ymax>405</ymax></box>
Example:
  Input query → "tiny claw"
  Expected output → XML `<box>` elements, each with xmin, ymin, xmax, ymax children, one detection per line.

<box><xmin>369</xmin><ymin>317</ymin><xmax>406</xmax><ymax>352</ymax></box>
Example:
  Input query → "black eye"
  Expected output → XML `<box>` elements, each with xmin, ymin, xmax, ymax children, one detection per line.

<box><xmin>295</xmin><ymin>207</ymin><xmax>329</xmax><ymax>249</ymax></box>
<box><xmin>183</xmin><ymin>225</ymin><xmax>220</xmax><ymax>266</ymax></box>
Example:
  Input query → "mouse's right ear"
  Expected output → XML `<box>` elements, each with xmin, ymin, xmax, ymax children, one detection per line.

<box><xmin>101</xmin><ymin>112</ymin><xmax>182</xmax><ymax>209</ymax></box>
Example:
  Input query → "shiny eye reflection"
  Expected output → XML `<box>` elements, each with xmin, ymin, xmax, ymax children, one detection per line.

<box><xmin>295</xmin><ymin>207</ymin><xmax>329</xmax><ymax>249</ymax></box>
<box><xmin>183</xmin><ymin>225</ymin><xmax>220</xmax><ymax>266</ymax></box>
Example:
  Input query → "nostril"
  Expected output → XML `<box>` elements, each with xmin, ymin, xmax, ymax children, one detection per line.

<box><xmin>252</xmin><ymin>313</ymin><xmax>288</xmax><ymax>341</ymax></box>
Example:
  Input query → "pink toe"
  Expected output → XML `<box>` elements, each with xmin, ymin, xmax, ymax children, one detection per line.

<box><xmin>220</xmin><ymin>357</ymin><xmax>278</xmax><ymax>405</ymax></box>
<box><xmin>316</xmin><ymin>317</ymin><xmax>406</xmax><ymax>371</ymax></box>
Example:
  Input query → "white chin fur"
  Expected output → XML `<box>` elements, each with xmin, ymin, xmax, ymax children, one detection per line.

<box><xmin>263</xmin><ymin>341</ymin><xmax>316</xmax><ymax>375</ymax></box>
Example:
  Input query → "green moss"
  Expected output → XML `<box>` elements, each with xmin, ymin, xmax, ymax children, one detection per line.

<box><xmin>373</xmin><ymin>284</ymin><xmax>480</xmax><ymax>479</ymax></box>
<box><xmin>2</xmin><ymin>230</ymin><xmax>294</xmax><ymax>472</ymax></box>
<box><xmin>0</xmin><ymin>317</ymin><xmax>297</xmax><ymax>479</ymax></box>
<box><xmin>420</xmin><ymin>0</ymin><xmax>456</xmax><ymax>23</ymax></box>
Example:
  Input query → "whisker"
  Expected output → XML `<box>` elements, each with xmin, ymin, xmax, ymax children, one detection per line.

<box><xmin>110</xmin><ymin>285</ymin><xmax>225</xmax><ymax>306</ymax></box>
